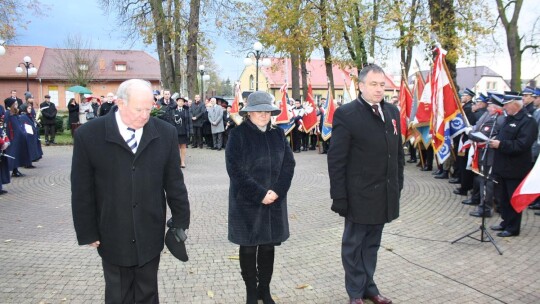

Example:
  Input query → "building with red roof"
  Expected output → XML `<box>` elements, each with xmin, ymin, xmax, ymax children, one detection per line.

<box><xmin>239</xmin><ymin>58</ymin><xmax>399</xmax><ymax>104</ymax></box>
<box><xmin>0</xmin><ymin>45</ymin><xmax>161</xmax><ymax>110</ymax></box>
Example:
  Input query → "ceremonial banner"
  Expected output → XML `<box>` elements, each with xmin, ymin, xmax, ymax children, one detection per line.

<box><xmin>511</xmin><ymin>160</ymin><xmax>540</xmax><ymax>212</ymax></box>
<box><xmin>321</xmin><ymin>87</ymin><xmax>335</xmax><ymax>141</ymax></box>
<box><xmin>230</xmin><ymin>82</ymin><xmax>243</xmax><ymax>125</ymax></box>
<box><xmin>398</xmin><ymin>76</ymin><xmax>413</xmax><ymax>142</ymax></box>
<box><xmin>275</xmin><ymin>83</ymin><xmax>295</xmax><ymax>135</ymax></box>
<box><xmin>430</xmin><ymin>46</ymin><xmax>465</xmax><ymax>162</ymax></box>
<box><xmin>302</xmin><ymin>82</ymin><xmax>318</xmax><ymax>133</ymax></box>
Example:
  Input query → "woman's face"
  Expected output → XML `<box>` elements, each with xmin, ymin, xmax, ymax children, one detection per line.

<box><xmin>177</xmin><ymin>99</ymin><xmax>185</xmax><ymax>107</ymax></box>
<box><xmin>248</xmin><ymin>111</ymin><xmax>271</xmax><ymax>127</ymax></box>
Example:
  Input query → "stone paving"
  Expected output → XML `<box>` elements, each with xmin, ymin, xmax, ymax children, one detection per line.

<box><xmin>0</xmin><ymin>145</ymin><xmax>539</xmax><ymax>304</ymax></box>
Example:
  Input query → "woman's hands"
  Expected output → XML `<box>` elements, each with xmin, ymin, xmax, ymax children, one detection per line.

<box><xmin>262</xmin><ymin>190</ymin><xmax>279</xmax><ymax>205</ymax></box>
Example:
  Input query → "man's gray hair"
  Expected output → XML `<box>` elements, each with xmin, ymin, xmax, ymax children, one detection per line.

<box><xmin>117</xmin><ymin>79</ymin><xmax>152</xmax><ymax>104</ymax></box>
<box><xmin>358</xmin><ymin>64</ymin><xmax>386</xmax><ymax>83</ymax></box>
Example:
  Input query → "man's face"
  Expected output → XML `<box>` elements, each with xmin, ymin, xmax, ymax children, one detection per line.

<box><xmin>210</xmin><ymin>98</ymin><xmax>216</xmax><ymax>106</ymax></box>
<box><xmin>106</xmin><ymin>93</ymin><xmax>114</xmax><ymax>103</ymax></box>
<box><xmin>11</xmin><ymin>91</ymin><xmax>17</xmax><ymax>98</ymax></box>
<box><xmin>194</xmin><ymin>95</ymin><xmax>200</xmax><ymax>102</ymax></box>
<box><xmin>461</xmin><ymin>95</ymin><xmax>471</xmax><ymax>103</ymax></box>
<box><xmin>487</xmin><ymin>104</ymin><xmax>501</xmax><ymax>115</ymax></box>
<box><xmin>534</xmin><ymin>96</ymin><xmax>540</xmax><ymax>107</ymax></box>
<box><xmin>523</xmin><ymin>94</ymin><xmax>534</xmax><ymax>105</ymax></box>
<box><xmin>294</xmin><ymin>101</ymin><xmax>301</xmax><ymax>108</ymax></box>
<box><xmin>503</xmin><ymin>100</ymin><xmax>520</xmax><ymax>116</ymax></box>
<box><xmin>27</xmin><ymin>98</ymin><xmax>34</xmax><ymax>105</ymax></box>
<box><xmin>117</xmin><ymin>86</ymin><xmax>154</xmax><ymax>130</ymax></box>
<box><xmin>358</xmin><ymin>71</ymin><xmax>385</xmax><ymax>104</ymax></box>
<box><xmin>45</xmin><ymin>97</ymin><xmax>50</xmax><ymax>103</ymax></box>
<box><xmin>163</xmin><ymin>91</ymin><xmax>171</xmax><ymax>99</ymax></box>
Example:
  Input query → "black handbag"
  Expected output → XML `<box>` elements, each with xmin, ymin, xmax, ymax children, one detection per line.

<box><xmin>85</xmin><ymin>112</ymin><xmax>96</xmax><ymax>120</ymax></box>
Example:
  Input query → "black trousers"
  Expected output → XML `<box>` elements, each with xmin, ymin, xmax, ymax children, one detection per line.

<box><xmin>193</xmin><ymin>126</ymin><xmax>203</xmax><ymax>147</ymax></box>
<box><xmin>495</xmin><ymin>177</ymin><xmax>522</xmax><ymax>234</ymax></box>
<box><xmin>102</xmin><ymin>255</ymin><xmax>160</xmax><ymax>304</ymax></box>
<box><xmin>342</xmin><ymin>220</ymin><xmax>384</xmax><ymax>299</ymax></box>
<box><xmin>44</xmin><ymin>124</ymin><xmax>56</xmax><ymax>142</ymax></box>
<box><xmin>292</xmin><ymin>127</ymin><xmax>302</xmax><ymax>151</ymax></box>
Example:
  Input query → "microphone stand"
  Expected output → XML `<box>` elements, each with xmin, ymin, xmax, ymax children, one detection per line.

<box><xmin>451</xmin><ymin>112</ymin><xmax>503</xmax><ymax>255</ymax></box>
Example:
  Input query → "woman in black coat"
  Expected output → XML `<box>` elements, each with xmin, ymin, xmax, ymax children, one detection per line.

<box><xmin>174</xmin><ymin>97</ymin><xmax>193</xmax><ymax>168</ymax></box>
<box><xmin>67</xmin><ymin>98</ymin><xmax>80</xmax><ymax>135</ymax></box>
<box><xmin>225</xmin><ymin>91</ymin><xmax>295</xmax><ymax>304</ymax></box>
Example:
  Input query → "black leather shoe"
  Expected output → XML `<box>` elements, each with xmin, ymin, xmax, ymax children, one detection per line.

<box><xmin>469</xmin><ymin>209</ymin><xmax>493</xmax><ymax>217</ymax></box>
<box><xmin>420</xmin><ymin>167</ymin><xmax>432</xmax><ymax>171</ymax></box>
<box><xmin>294</xmin><ymin>150</ymin><xmax>301</xmax><ymax>153</ymax></box>
<box><xmin>434</xmin><ymin>171</ymin><xmax>449</xmax><ymax>179</ymax></box>
<box><xmin>448</xmin><ymin>177</ymin><xmax>461</xmax><ymax>184</ymax></box>
<box><xmin>490</xmin><ymin>224</ymin><xmax>504</xmax><ymax>231</ymax></box>
<box><xmin>406</xmin><ymin>159</ymin><xmax>417</xmax><ymax>163</ymax></box>
<box><xmin>461</xmin><ymin>199</ymin><xmax>479</xmax><ymax>205</ymax></box>
<box><xmin>528</xmin><ymin>202</ymin><xmax>540</xmax><ymax>210</ymax></box>
<box><xmin>11</xmin><ymin>171</ymin><xmax>24</xmax><ymax>177</ymax></box>
<box><xmin>453</xmin><ymin>188</ymin><xmax>467</xmax><ymax>195</ymax></box>
<box><xmin>0</xmin><ymin>190</ymin><xmax>7</xmax><ymax>195</ymax></box>
<box><xmin>432</xmin><ymin>169</ymin><xmax>443</xmax><ymax>175</ymax></box>
<box><xmin>535</xmin><ymin>211</ymin><xmax>540</xmax><ymax>216</ymax></box>
<box><xmin>497</xmin><ymin>230</ymin><xmax>519</xmax><ymax>237</ymax></box>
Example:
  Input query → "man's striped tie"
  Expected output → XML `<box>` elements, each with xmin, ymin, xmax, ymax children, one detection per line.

<box><xmin>126</xmin><ymin>127</ymin><xmax>137</xmax><ymax>153</ymax></box>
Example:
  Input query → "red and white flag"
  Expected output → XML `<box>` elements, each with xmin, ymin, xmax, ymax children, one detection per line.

<box><xmin>511</xmin><ymin>160</ymin><xmax>540</xmax><ymax>212</ymax></box>
<box><xmin>302</xmin><ymin>82</ymin><xmax>318</xmax><ymax>133</ymax></box>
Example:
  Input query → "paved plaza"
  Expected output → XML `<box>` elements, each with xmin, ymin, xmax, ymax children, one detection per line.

<box><xmin>0</xmin><ymin>145</ymin><xmax>539</xmax><ymax>303</ymax></box>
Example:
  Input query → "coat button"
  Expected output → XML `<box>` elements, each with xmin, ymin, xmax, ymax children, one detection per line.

<box><xmin>133</xmin><ymin>204</ymin><xmax>137</xmax><ymax>208</ymax></box>
<box><xmin>132</xmin><ymin>166</ymin><xmax>135</xmax><ymax>171</ymax></box>
<box><xmin>132</xmin><ymin>239</ymin><xmax>136</xmax><ymax>243</ymax></box>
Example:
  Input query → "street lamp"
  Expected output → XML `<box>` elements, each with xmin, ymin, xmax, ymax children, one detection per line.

<box><xmin>244</xmin><ymin>41</ymin><xmax>271</xmax><ymax>91</ymax></box>
<box><xmin>15</xmin><ymin>56</ymin><xmax>38</xmax><ymax>94</ymax></box>
<box><xmin>199</xmin><ymin>64</ymin><xmax>210</xmax><ymax>101</ymax></box>
<box><xmin>0</xmin><ymin>39</ymin><xmax>6</xmax><ymax>56</ymax></box>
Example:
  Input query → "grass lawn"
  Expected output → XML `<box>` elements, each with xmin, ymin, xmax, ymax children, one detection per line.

<box><xmin>49</xmin><ymin>130</ymin><xmax>73</xmax><ymax>145</ymax></box>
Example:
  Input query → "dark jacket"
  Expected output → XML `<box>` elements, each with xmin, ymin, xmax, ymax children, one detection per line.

<box><xmin>68</xmin><ymin>103</ymin><xmax>79</xmax><ymax>124</ymax></box>
<box><xmin>174</xmin><ymin>105</ymin><xmax>193</xmax><ymax>136</ymax></box>
<box><xmin>463</xmin><ymin>101</ymin><xmax>477</xmax><ymax>126</ymax></box>
<box><xmin>4</xmin><ymin>96</ymin><xmax>22</xmax><ymax>110</ymax></box>
<box><xmin>71</xmin><ymin>111</ymin><xmax>190</xmax><ymax>267</ymax></box>
<box><xmin>99</xmin><ymin>102</ymin><xmax>115</xmax><ymax>117</ymax></box>
<box><xmin>328</xmin><ymin>98</ymin><xmax>404</xmax><ymax>224</ymax></box>
<box><xmin>158</xmin><ymin>100</ymin><xmax>178</xmax><ymax>126</ymax></box>
<box><xmin>191</xmin><ymin>101</ymin><xmax>206</xmax><ymax>127</ymax></box>
<box><xmin>226</xmin><ymin>119</ymin><xmax>295</xmax><ymax>246</ymax></box>
<box><xmin>492</xmin><ymin>108</ymin><xmax>538</xmax><ymax>180</ymax></box>
<box><xmin>39</xmin><ymin>101</ymin><xmax>57</xmax><ymax>125</ymax></box>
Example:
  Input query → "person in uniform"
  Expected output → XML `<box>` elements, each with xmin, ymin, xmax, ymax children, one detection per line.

<box><xmin>522</xmin><ymin>87</ymin><xmax>536</xmax><ymax>115</ymax></box>
<box><xmin>489</xmin><ymin>93</ymin><xmax>538</xmax><ymax>237</ymax></box>
<box><xmin>465</xmin><ymin>94</ymin><xmax>505</xmax><ymax>217</ymax></box>
<box><xmin>291</xmin><ymin>99</ymin><xmax>305</xmax><ymax>153</ymax></box>
<box><xmin>328</xmin><ymin>64</ymin><xmax>404</xmax><ymax>304</ymax></box>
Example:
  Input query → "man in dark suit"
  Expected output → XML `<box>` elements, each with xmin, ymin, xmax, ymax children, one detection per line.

<box><xmin>328</xmin><ymin>64</ymin><xmax>404</xmax><ymax>304</ymax></box>
<box><xmin>489</xmin><ymin>94</ymin><xmax>538</xmax><ymax>237</ymax></box>
<box><xmin>39</xmin><ymin>95</ymin><xmax>57</xmax><ymax>145</ymax></box>
<box><xmin>4</xmin><ymin>90</ymin><xmax>23</xmax><ymax>110</ymax></box>
<box><xmin>71</xmin><ymin>79</ymin><xmax>190</xmax><ymax>303</ymax></box>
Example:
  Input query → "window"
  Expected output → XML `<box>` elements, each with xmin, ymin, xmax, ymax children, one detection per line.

<box><xmin>249</xmin><ymin>75</ymin><xmax>254</xmax><ymax>90</ymax></box>
<box><xmin>78</xmin><ymin>64</ymin><xmax>88</xmax><ymax>71</ymax></box>
<box><xmin>115</xmin><ymin>64</ymin><xmax>127</xmax><ymax>71</ymax></box>
<box><xmin>486</xmin><ymin>81</ymin><xmax>497</xmax><ymax>91</ymax></box>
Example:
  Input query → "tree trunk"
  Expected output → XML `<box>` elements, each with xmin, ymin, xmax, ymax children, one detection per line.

<box><xmin>149</xmin><ymin>0</ymin><xmax>167</xmax><ymax>88</ymax></box>
<box><xmin>300</xmin><ymin>51</ymin><xmax>308</xmax><ymax>100</ymax></box>
<box><xmin>428</xmin><ymin>0</ymin><xmax>458</xmax><ymax>85</ymax></box>
<box><xmin>369</xmin><ymin>0</ymin><xmax>380</xmax><ymax>57</ymax></box>
<box><xmin>320</xmin><ymin>0</ymin><xmax>335</xmax><ymax>97</ymax></box>
<box><xmin>290</xmin><ymin>51</ymin><xmax>301</xmax><ymax>100</ymax></box>
<box><xmin>496</xmin><ymin>0</ymin><xmax>524</xmax><ymax>91</ymax></box>
<box><xmin>173</xmin><ymin>0</ymin><xmax>182</xmax><ymax>94</ymax></box>
<box><xmin>186</xmin><ymin>0</ymin><xmax>200</xmax><ymax>99</ymax></box>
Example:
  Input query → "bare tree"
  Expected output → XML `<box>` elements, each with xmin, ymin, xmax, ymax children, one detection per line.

<box><xmin>56</xmin><ymin>35</ymin><xmax>100</xmax><ymax>87</ymax></box>
<box><xmin>0</xmin><ymin>0</ymin><xmax>45</xmax><ymax>41</ymax></box>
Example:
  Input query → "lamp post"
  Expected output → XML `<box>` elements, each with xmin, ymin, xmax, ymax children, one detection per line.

<box><xmin>199</xmin><ymin>64</ymin><xmax>211</xmax><ymax>101</ymax></box>
<box><xmin>0</xmin><ymin>39</ymin><xmax>6</xmax><ymax>56</ymax></box>
<box><xmin>15</xmin><ymin>56</ymin><xmax>38</xmax><ymax>94</ymax></box>
<box><xmin>244</xmin><ymin>41</ymin><xmax>271</xmax><ymax>91</ymax></box>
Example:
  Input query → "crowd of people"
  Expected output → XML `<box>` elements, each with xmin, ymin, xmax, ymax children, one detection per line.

<box><xmin>408</xmin><ymin>87</ymin><xmax>540</xmax><ymax>237</ymax></box>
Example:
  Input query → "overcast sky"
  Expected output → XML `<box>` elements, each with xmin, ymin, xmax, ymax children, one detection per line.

<box><xmin>13</xmin><ymin>0</ymin><xmax>540</xmax><ymax>82</ymax></box>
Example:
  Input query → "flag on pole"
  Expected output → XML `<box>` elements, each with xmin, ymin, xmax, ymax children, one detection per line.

<box><xmin>230</xmin><ymin>82</ymin><xmax>243</xmax><ymax>125</ymax></box>
<box><xmin>398</xmin><ymin>75</ymin><xmax>413</xmax><ymax>142</ymax></box>
<box><xmin>430</xmin><ymin>46</ymin><xmax>465</xmax><ymax>162</ymax></box>
<box><xmin>342</xmin><ymin>79</ymin><xmax>352</xmax><ymax>104</ymax></box>
<box><xmin>275</xmin><ymin>83</ymin><xmax>295</xmax><ymax>135</ymax></box>
<box><xmin>511</xmin><ymin>160</ymin><xmax>540</xmax><ymax>212</ymax></box>
<box><xmin>349</xmin><ymin>78</ymin><xmax>357</xmax><ymax>100</ymax></box>
<box><xmin>302</xmin><ymin>81</ymin><xmax>318</xmax><ymax>133</ymax></box>
<box><xmin>321</xmin><ymin>86</ymin><xmax>335</xmax><ymax>141</ymax></box>
<box><xmin>412</xmin><ymin>72</ymin><xmax>431</xmax><ymax>146</ymax></box>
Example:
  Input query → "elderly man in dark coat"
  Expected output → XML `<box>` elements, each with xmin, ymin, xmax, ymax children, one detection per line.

<box><xmin>39</xmin><ymin>95</ymin><xmax>57</xmax><ymax>145</ymax></box>
<box><xmin>328</xmin><ymin>64</ymin><xmax>404</xmax><ymax>304</ymax></box>
<box><xmin>71</xmin><ymin>79</ymin><xmax>190</xmax><ymax>303</ymax></box>
<box><xmin>226</xmin><ymin>91</ymin><xmax>295</xmax><ymax>304</ymax></box>
<box><xmin>190</xmin><ymin>94</ymin><xmax>206</xmax><ymax>148</ymax></box>
<box><xmin>489</xmin><ymin>94</ymin><xmax>538</xmax><ymax>237</ymax></box>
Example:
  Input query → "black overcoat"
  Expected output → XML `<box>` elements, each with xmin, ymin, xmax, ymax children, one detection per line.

<box><xmin>71</xmin><ymin>111</ymin><xmax>190</xmax><ymax>267</ymax></box>
<box><xmin>190</xmin><ymin>101</ymin><xmax>206</xmax><ymax>128</ymax></box>
<box><xmin>328</xmin><ymin>98</ymin><xmax>404</xmax><ymax>224</ymax></box>
<box><xmin>39</xmin><ymin>101</ymin><xmax>57</xmax><ymax>125</ymax></box>
<box><xmin>226</xmin><ymin>120</ymin><xmax>295</xmax><ymax>246</ymax></box>
<box><xmin>492</xmin><ymin>108</ymin><xmax>538</xmax><ymax>180</ymax></box>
